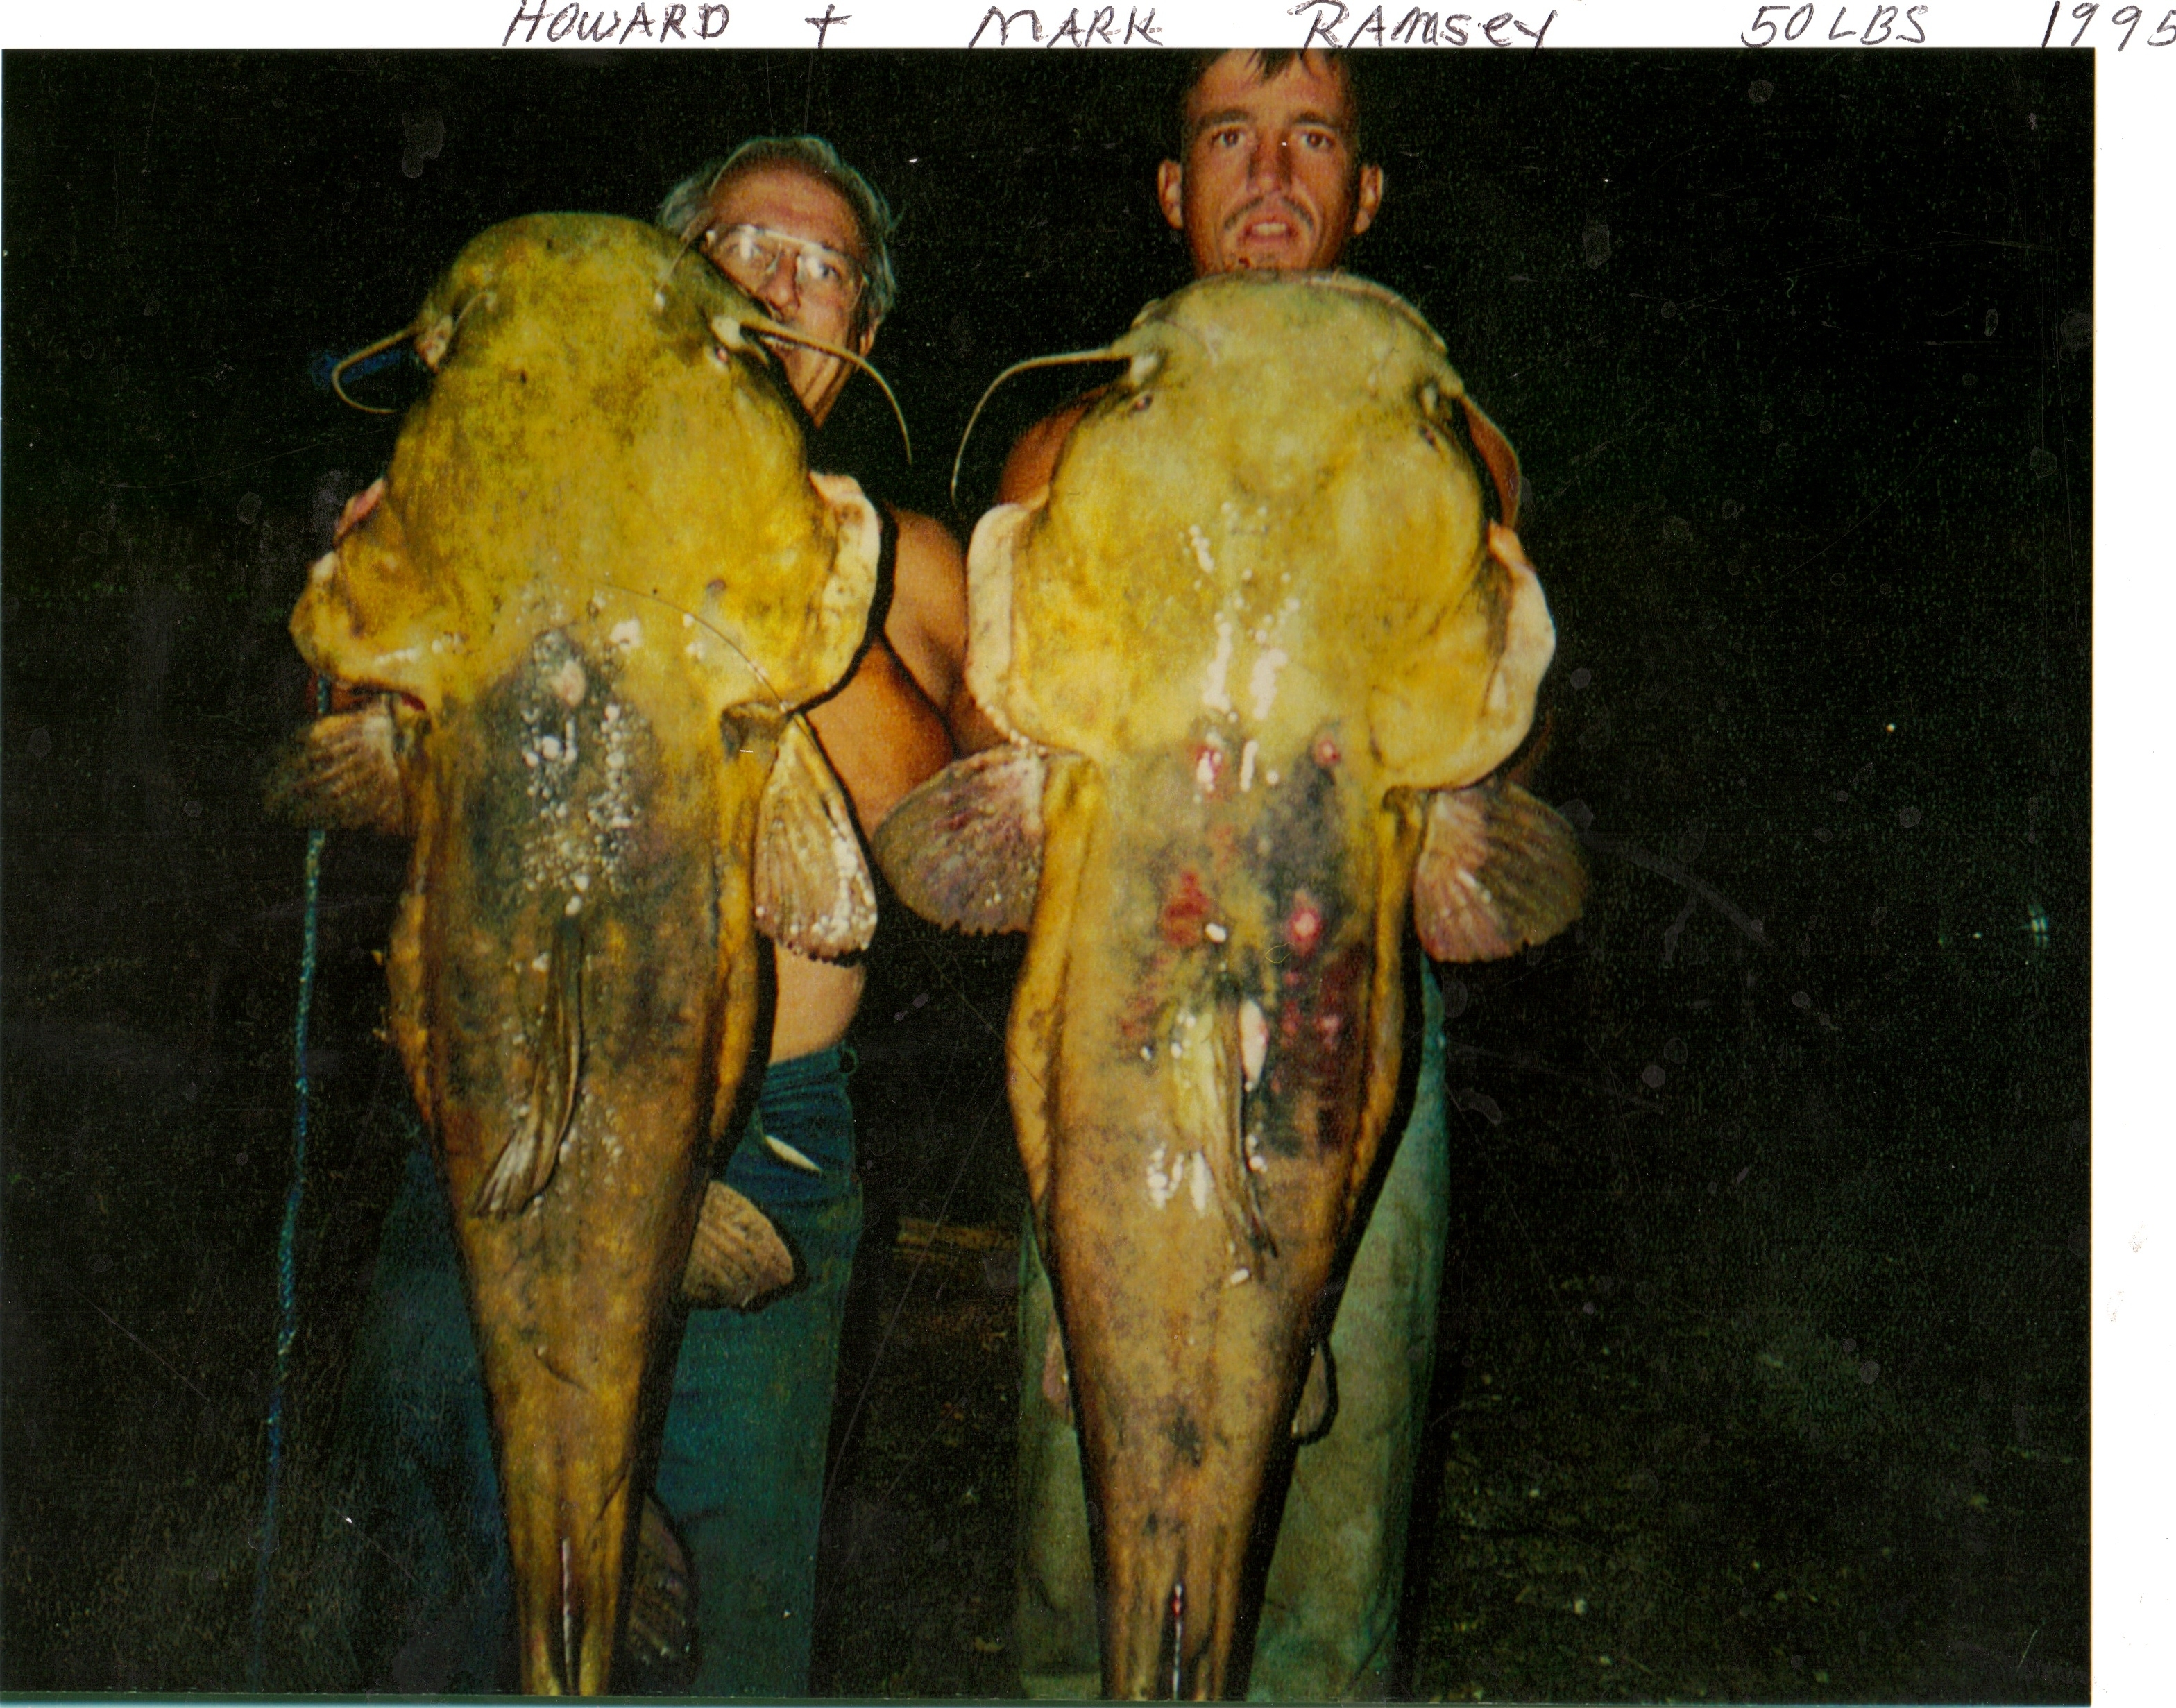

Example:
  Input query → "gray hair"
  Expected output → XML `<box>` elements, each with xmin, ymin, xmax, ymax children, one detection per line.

<box><xmin>658</xmin><ymin>136</ymin><xmax>899</xmax><ymax>327</ymax></box>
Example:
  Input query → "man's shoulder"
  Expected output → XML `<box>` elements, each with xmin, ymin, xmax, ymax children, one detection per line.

<box><xmin>997</xmin><ymin>388</ymin><xmax>1107</xmax><ymax>506</ymax></box>
<box><xmin>887</xmin><ymin>506</ymin><xmax>966</xmax><ymax>604</ymax></box>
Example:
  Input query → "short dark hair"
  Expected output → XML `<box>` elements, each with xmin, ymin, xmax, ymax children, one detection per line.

<box><xmin>1165</xmin><ymin>49</ymin><xmax>1375</xmax><ymax>162</ymax></box>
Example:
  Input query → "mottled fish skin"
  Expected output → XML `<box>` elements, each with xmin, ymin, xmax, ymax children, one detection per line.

<box><xmin>280</xmin><ymin>216</ymin><xmax>883</xmax><ymax>1695</ymax></box>
<box><xmin>881</xmin><ymin>271</ymin><xmax>1583</xmax><ymax>1698</ymax></box>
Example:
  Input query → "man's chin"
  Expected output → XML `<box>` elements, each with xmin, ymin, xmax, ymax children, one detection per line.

<box><xmin>1226</xmin><ymin>244</ymin><xmax>1312</xmax><ymax>273</ymax></box>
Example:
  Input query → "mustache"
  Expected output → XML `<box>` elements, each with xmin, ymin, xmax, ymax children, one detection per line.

<box><xmin>1223</xmin><ymin>194</ymin><xmax>1316</xmax><ymax>240</ymax></box>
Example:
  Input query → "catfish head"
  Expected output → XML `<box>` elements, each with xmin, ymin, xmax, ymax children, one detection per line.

<box><xmin>880</xmin><ymin>272</ymin><xmax>1584</xmax><ymax>1697</ymax></box>
<box><xmin>270</xmin><ymin>215</ymin><xmax>885</xmax><ymax>1693</ymax></box>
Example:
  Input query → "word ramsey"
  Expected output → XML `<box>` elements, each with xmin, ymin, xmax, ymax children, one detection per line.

<box><xmin>1291</xmin><ymin>1</ymin><xmax>1556</xmax><ymax>46</ymax></box>
<box><xmin>504</xmin><ymin>1</ymin><xmax>729</xmax><ymax>42</ymax></box>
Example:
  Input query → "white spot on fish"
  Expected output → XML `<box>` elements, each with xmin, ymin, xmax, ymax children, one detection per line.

<box><xmin>571</xmin><ymin>872</ymin><xmax>590</xmax><ymax>893</ymax></box>
<box><xmin>538</xmin><ymin>735</ymin><xmax>563</xmax><ymax>762</ymax></box>
<box><xmin>373</xmin><ymin>646</ymin><xmax>422</xmax><ymax>668</ymax></box>
<box><xmin>1204</xmin><ymin>922</ymin><xmax>1227</xmax><ymax>944</ymax></box>
<box><xmin>309</xmin><ymin>552</ymin><xmax>336</xmax><ymax>585</ymax></box>
<box><xmin>1189</xmin><ymin>1152</ymin><xmax>1213</xmax><ymax>1218</ymax></box>
<box><xmin>1146</xmin><ymin>1144</ymin><xmax>1177</xmax><ymax>1210</ymax></box>
<box><xmin>1240</xmin><ymin>740</ymin><xmax>1258</xmax><ymax>792</ymax></box>
<box><xmin>1201</xmin><ymin>617</ymin><xmax>1236</xmax><ymax>715</ymax></box>
<box><xmin>1227</xmin><ymin>1267</ymin><xmax>1251</xmax><ymax>1287</ymax></box>
<box><xmin>1266</xmin><ymin>769</ymin><xmax>1281</xmax><ymax>787</ymax></box>
<box><xmin>1141</xmin><ymin>1045</ymin><xmax>1155</xmax><ymax>1061</ymax></box>
<box><xmin>681</xmin><ymin>613</ymin><xmax>695</xmax><ymax>629</ymax></box>
<box><xmin>609</xmin><ymin>619</ymin><xmax>643</xmax><ymax>649</ymax></box>
<box><xmin>1240</xmin><ymin>1000</ymin><xmax>1268</xmax><ymax>1092</ymax></box>
<box><xmin>1196</xmin><ymin>746</ymin><xmax>1221</xmax><ymax>793</ymax></box>
<box><xmin>1249</xmin><ymin>648</ymin><xmax>1290</xmax><ymax>721</ymax></box>
<box><xmin>531</xmin><ymin>953</ymin><xmax>550</xmax><ymax>973</ymax></box>
<box><xmin>1188</xmin><ymin>524</ymin><xmax>1216</xmax><ymax>575</ymax></box>
<box><xmin>548</xmin><ymin>658</ymin><xmax>586</xmax><ymax>708</ymax></box>
<box><xmin>564</xmin><ymin>895</ymin><xmax>583</xmax><ymax>917</ymax></box>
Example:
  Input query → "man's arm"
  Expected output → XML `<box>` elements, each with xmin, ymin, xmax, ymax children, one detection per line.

<box><xmin>995</xmin><ymin>395</ymin><xmax>1097</xmax><ymax>507</ymax></box>
<box><xmin>885</xmin><ymin>506</ymin><xmax>1006</xmax><ymax>754</ymax></box>
<box><xmin>803</xmin><ymin>638</ymin><xmax>953</xmax><ymax>832</ymax></box>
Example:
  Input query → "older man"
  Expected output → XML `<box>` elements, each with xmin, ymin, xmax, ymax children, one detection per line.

<box><xmin>304</xmin><ymin>136</ymin><xmax>963</xmax><ymax>1697</ymax></box>
<box><xmin>643</xmin><ymin>134</ymin><xmax>969</xmax><ymax>1695</ymax></box>
<box><xmin>1001</xmin><ymin>51</ymin><xmax>1452</xmax><ymax>1700</ymax></box>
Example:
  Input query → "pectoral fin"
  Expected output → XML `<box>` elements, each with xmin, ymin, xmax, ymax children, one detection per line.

<box><xmin>681</xmin><ymin>1180</ymin><xmax>797</xmax><ymax>1309</ymax></box>
<box><xmin>262</xmin><ymin>697</ymin><xmax>416</xmax><ymax>836</ymax></box>
<box><xmin>1412</xmin><ymin>779</ymin><xmax>1587</xmax><ymax>963</ymax></box>
<box><xmin>869</xmin><ymin>743</ymin><xmax>1049</xmax><ymax>934</ymax></box>
<box><xmin>752</xmin><ymin>716</ymin><xmax>877</xmax><ymax>961</ymax></box>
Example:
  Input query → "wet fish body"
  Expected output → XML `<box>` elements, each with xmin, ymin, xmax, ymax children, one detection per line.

<box><xmin>878</xmin><ymin>272</ymin><xmax>1584</xmax><ymax>1697</ymax></box>
<box><xmin>272</xmin><ymin>215</ymin><xmax>881</xmax><ymax>1693</ymax></box>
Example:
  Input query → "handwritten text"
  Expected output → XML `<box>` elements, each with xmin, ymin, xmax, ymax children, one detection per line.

<box><xmin>1291</xmin><ymin>2</ymin><xmax>1557</xmax><ymax>49</ymax></box>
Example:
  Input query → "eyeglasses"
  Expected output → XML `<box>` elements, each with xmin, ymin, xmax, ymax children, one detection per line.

<box><xmin>702</xmin><ymin>223</ymin><xmax>865</xmax><ymax>311</ymax></box>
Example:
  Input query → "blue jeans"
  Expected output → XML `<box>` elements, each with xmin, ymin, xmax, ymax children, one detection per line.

<box><xmin>1015</xmin><ymin>969</ymin><xmax>1450</xmax><ymax>1700</ymax></box>
<box><xmin>300</xmin><ymin>1047</ymin><xmax>862</xmax><ymax>1695</ymax></box>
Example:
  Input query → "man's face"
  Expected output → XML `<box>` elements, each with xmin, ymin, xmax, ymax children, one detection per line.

<box><xmin>698</xmin><ymin>162</ymin><xmax>876</xmax><ymax>427</ymax></box>
<box><xmin>1157</xmin><ymin>51</ymin><xmax>1384</xmax><ymax>277</ymax></box>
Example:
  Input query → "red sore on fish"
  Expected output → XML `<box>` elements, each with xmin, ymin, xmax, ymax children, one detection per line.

<box><xmin>1311</xmin><ymin>732</ymin><xmax>1341</xmax><ymax>769</ymax></box>
<box><xmin>1283</xmin><ymin>889</ymin><xmax>1324</xmax><ymax>959</ymax></box>
<box><xmin>1293</xmin><ymin>943</ymin><xmax>1369</xmax><ymax>1091</ymax></box>
<box><xmin>1159</xmin><ymin>869</ymin><xmax>1215</xmax><ymax>946</ymax></box>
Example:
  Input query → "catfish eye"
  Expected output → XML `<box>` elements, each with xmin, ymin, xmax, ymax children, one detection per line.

<box><xmin>1129</xmin><ymin>392</ymin><xmax>1155</xmax><ymax>414</ymax></box>
<box><xmin>1419</xmin><ymin>421</ymin><xmax>1443</xmax><ymax>451</ymax></box>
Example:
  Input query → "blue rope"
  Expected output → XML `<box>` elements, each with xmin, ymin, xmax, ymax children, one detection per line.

<box><xmin>249</xmin><ymin>677</ymin><xmax>330</xmax><ymax>1689</ymax></box>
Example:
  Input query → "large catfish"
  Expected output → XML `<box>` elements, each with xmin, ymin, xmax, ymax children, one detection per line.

<box><xmin>270</xmin><ymin>215</ymin><xmax>885</xmax><ymax>1692</ymax></box>
<box><xmin>876</xmin><ymin>272</ymin><xmax>1585</xmax><ymax>1697</ymax></box>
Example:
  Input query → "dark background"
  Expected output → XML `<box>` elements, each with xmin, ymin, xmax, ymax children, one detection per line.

<box><xmin>2</xmin><ymin>49</ymin><xmax>2089</xmax><ymax>1698</ymax></box>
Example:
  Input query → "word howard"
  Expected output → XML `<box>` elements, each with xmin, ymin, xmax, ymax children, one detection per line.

<box><xmin>503</xmin><ymin>1</ymin><xmax>730</xmax><ymax>43</ymax></box>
